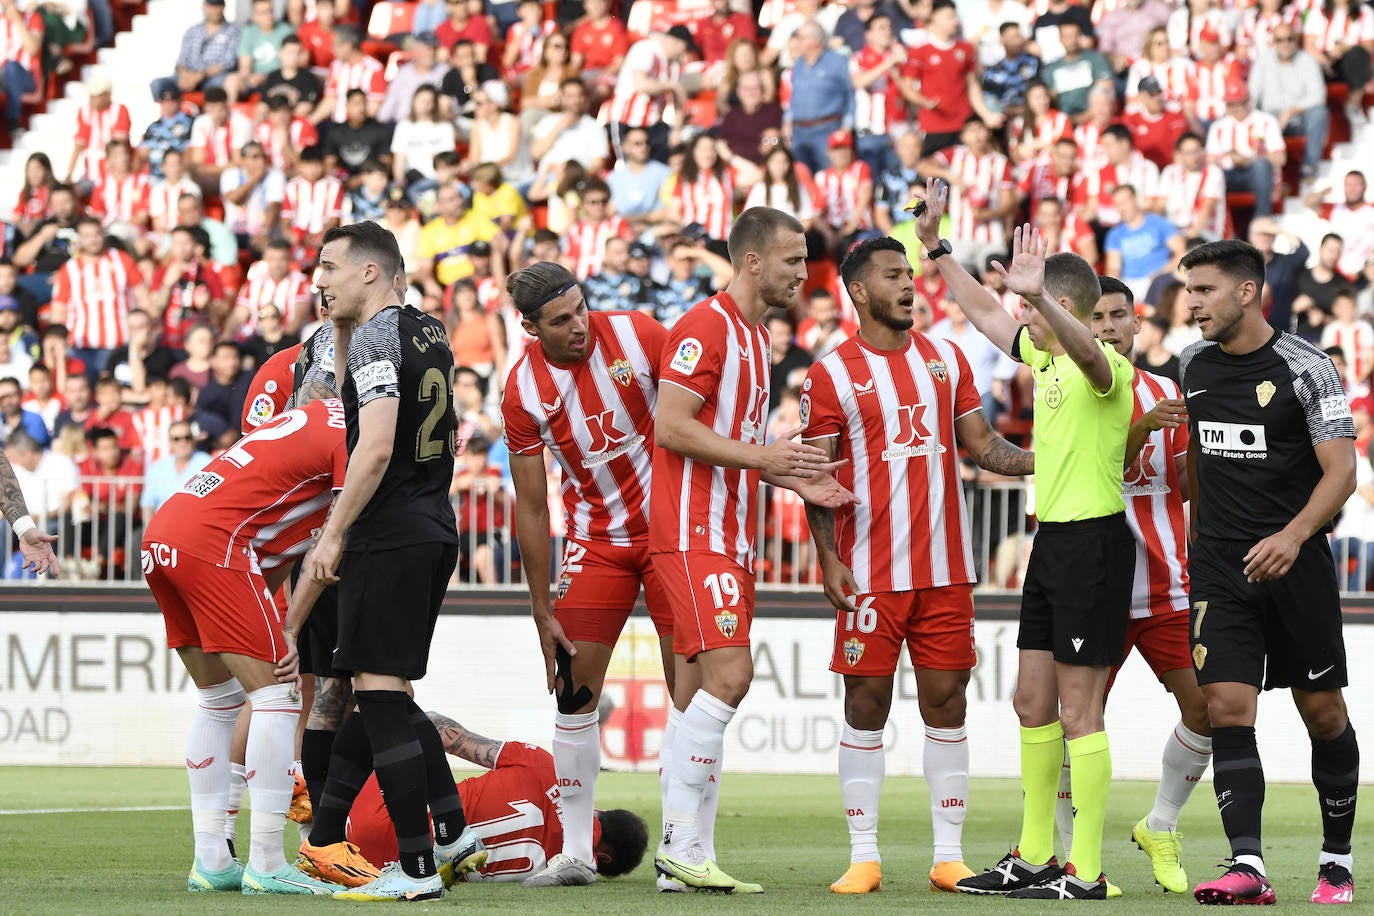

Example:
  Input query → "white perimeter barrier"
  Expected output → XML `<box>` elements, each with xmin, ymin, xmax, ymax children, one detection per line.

<box><xmin>1</xmin><ymin>612</ymin><xmax>1370</xmax><ymax>783</ymax></box>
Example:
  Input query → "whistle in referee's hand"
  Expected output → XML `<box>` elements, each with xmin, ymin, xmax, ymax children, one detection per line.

<box><xmin>904</xmin><ymin>196</ymin><xmax>929</xmax><ymax>219</ymax></box>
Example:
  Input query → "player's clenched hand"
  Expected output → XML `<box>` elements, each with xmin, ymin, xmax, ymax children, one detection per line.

<box><xmin>1243</xmin><ymin>530</ymin><xmax>1301</xmax><ymax>583</ymax></box>
<box><xmin>820</xmin><ymin>556</ymin><xmax>859</xmax><ymax>613</ymax></box>
<box><xmin>761</xmin><ymin>427</ymin><xmax>834</xmax><ymax>479</ymax></box>
<box><xmin>18</xmin><ymin>528</ymin><xmax>59</xmax><ymax>577</ymax></box>
<box><xmin>533</xmin><ymin>613</ymin><xmax>576</xmax><ymax>695</ymax></box>
<box><xmin>1142</xmin><ymin>398</ymin><xmax>1186</xmax><ymax>431</ymax></box>
<box><xmin>276</xmin><ymin>631</ymin><xmax>301</xmax><ymax>691</ymax></box>
<box><xmin>306</xmin><ymin>531</ymin><xmax>342</xmax><ymax>586</ymax></box>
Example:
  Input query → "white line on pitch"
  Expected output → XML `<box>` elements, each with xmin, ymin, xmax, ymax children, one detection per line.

<box><xmin>0</xmin><ymin>804</ymin><xmax>186</xmax><ymax>815</ymax></box>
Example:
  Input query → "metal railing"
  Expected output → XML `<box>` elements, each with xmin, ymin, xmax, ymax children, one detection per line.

<box><xmin>10</xmin><ymin>476</ymin><xmax>1372</xmax><ymax>594</ymax></box>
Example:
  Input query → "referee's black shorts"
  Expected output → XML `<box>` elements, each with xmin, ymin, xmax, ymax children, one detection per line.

<box><xmin>333</xmin><ymin>542</ymin><xmax>459</xmax><ymax>681</ymax></box>
<box><xmin>1189</xmin><ymin>534</ymin><xmax>1347</xmax><ymax>691</ymax></box>
<box><xmin>290</xmin><ymin>560</ymin><xmax>342</xmax><ymax>679</ymax></box>
<box><xmin>1017</xmin><ymin>512</ymin><xmax>1134</xmax><ymax>666</ymax></box>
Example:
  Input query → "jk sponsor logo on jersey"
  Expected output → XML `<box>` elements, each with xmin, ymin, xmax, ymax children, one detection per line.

<box><xmin>1197</xmin><ymin>421</ymin><xmax>1267</xmax><ymax>459</ymax></box>
<box><xmin>881</xmin><ymin>404</ymin><xmax>947</xmax><ymax>462</ymax></box>
<box><xmin>580</xmin><ymin>409</ymin><xmax>644</xmax><ymax>468</ymax></box>
<box><xmin>670</xmin><ymin>338</ymin><xmax>703</xmax><ymax>374</ymax></box>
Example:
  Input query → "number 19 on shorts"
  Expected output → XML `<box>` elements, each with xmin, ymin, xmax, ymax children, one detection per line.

<box><xmin>703</xmin><ymin>572</ymin><xmax>741</xmax><ymax>608</ymax></box>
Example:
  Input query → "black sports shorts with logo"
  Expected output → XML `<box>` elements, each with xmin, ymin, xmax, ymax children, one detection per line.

<box><xmin>290</xmin><ymin>560</ymin><xmax>342</xmax><ymax>679</ymax></box>
<box><xmin>1017</xmin><ymin>512</ymin><xmax>1134</xmax><ymax>666</ymax></box>
<box><xmin>1188</xmin><ymin>534</ymin><xmax>1348</xmax><ymax>691</ymax></box>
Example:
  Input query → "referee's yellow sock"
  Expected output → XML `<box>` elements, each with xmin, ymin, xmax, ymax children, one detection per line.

<box><xmin>1017</xmin><ymin>721</ymin><xmax>1065</xmax><ymax>866</ymax></box>
<box><xmin>1066</xmin><ymin>731</ymin><xmax>1112</xmax><ymax>881</ymax></box>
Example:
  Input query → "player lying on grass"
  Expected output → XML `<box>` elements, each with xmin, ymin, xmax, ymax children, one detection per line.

<box><xmin>336</xmin><ymin>711</ymin><xmax>650</xmax><ymax>883</ymax></box>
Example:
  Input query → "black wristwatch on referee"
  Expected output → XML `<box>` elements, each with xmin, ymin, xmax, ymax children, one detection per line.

<box><xmin>927</xmin><ymin>239</ymin><xmax>953</xmax><ymax>261</ymax></box>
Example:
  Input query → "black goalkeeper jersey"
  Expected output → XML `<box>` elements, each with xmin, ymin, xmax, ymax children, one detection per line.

<box><xmin>1180</xmin><ymin>330</ymin><xmax>1355</xmax><ymax>541</ymax></box>
<box><xmin>341</xmin><ymin>305</ymin><xmax>460</xmax><ymax>550</ymax></box>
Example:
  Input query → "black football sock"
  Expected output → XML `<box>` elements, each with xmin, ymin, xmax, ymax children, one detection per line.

<box><xmin>1211</xmin><ymin>725</ymin><xmax>1265</xmax><ymax>860</ymax></box>
<box><xmin>356</xmin><ymin>690</ymin><xmax>436</xmax><ymax>880</ymax></box>
<box><xmin>407</xmin><ymin>700</ymin><xmax>467</xmax><ymax>844</ymax></box>
<box><xmin>310</xmin><ymin>712</ymin><xmax>372</xmax><ymax>846</ymax></box>
<box><xmin>300</xmin><ymin>727</ymin><xmax>336</xmax><ymax>816</ymax></box>
<box><xmin>1312</xmin><ymin>723</ymin><xmax>1359</xmax><ymax>856</ymax></box>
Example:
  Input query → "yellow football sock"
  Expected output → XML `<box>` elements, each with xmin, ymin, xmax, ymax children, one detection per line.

<box><xmin>1066</xmin><ymin>731</ymin><xmax>1112</xmax><ymax>881</ymax></box>
<box><xmin>1017</xmin><ymin>721</ymin><xmax>1064</xmax><ymax>866</ymax></box>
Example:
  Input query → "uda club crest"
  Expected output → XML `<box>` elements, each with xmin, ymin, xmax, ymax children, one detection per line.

<box><xmin>926</xmin><ymin>359</ymin><xmax>948</xmax><ymax>383</ymax></box>
<box><xmin>715</xmin><ymin>612</ymin><xmax>738</xmax><ymax>639</ymax></box>
<box><xmin>843</xmin><ymin>637</ymin><xmax>865</xmax><ymax>667</ymax></box>
<box><xmin>556</xmin><ymin>573</ymin><xmax>572</xmax><ymax>600</ymax></box>
<box><xmin>608</xmin><ymin>358</ymin><xmax>634</xmax><ymax>387</ymax></box>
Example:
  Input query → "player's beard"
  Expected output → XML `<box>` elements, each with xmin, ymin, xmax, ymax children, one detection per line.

<box><xmin>761</xmin><ymin>276</ymin><xmax>800</xmax><ymax>312</ymax></box>
<box><xmin>871</xmin><ymin>294</ymin><xmax>915</xmax><ymax>333</ymax></box>
<box><xmin>1201</xmin><ymin>299</ymin><xmax>1245</xmax><ymax>343</ymax></box>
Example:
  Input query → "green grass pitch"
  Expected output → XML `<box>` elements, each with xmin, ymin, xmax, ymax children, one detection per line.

<box><xmin>1</xmin><ymin>767</ymin><xmax>1368</xmax><ymax>914</ymax></box>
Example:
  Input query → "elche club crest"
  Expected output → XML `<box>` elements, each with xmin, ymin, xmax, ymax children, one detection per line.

<box><xmin>608</xmin><ymin>357</ymin><xmax>634</xmax><ymax>387</ymax></box>
<box><xmin>715</xmin><ymin>612</ymin><xmax>738</xmax><ymax>639</ymax></box>
<box><xmin>843</xmin><ymin>637</ymin><xmax>865</xmax><ymax>667</ymax></box>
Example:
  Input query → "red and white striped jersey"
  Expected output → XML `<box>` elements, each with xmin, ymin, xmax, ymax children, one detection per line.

<box><xmin>936</xmin><ymin>145</ymin><xmax>1013</xmax><ymax>248</ymax></box>
<box><xmin>671</xmin><ymin>170</ymin><xmax>735</xmax><ymax>241</ymax></box>
<box><xmin>51</xmin><ymin>250</ymin><xmax>145</xmax><ymax>349</ymax></box>
<box><xmin>134</xmin><ymin>403</ymin><xmax>187</xmax><ymax>465</ymax></box>
<box><xmin>1126</xmin><ymin>56</ymin><xmax>1195</xmax><ymax>105</ymax></box>
<box><xmin>1009</xmin><ymin>109</ymin><xmax>1072</xmax><ymax>166</ymax></box>
<box><xmin>1237</xmin><ymin>5</ymin><xmax>1301</xmax><ymax>59</ymax></box>
<box><xmin>12</xmin><ymin>185</ymin><xmax>49</xmax><ymax>224</ymax></box>
<box><xmin>649</xmin><ymin>292</ymin><xmax>771</xmax><ymax>570</ymax></box>
<box><xmin>476</xmin><ymin>274</ymin><xmax>501</xmax><ymax>312</ymax></box>
<box><xmin>1158</xmin><ymin>162</ymin><xmax>1228</xmax><ymax>237</ymax></box>
<box><xmin>149</xmin><ymin>177</ymin><xmax>201</xmax><ymax>233</ymax></box>
<box><xmin>144</xmin><ymin>399</ymin><xmax>349</xmax><ymax>572</ymax></box>
<box><xmin>1122</xmin><ymin>370</ymin><xmax>1189</xmax><ymax>619</ymax></box>
<box><xmin>1188</xmin><ymin>55</ymin><xmax>1243</xmax><ymax>123</ymax></box>
<box><xmin>1303</xmin><ymin>4</ymin><xmax>1374</xmax><ymax>54</ymax></box>
<box><xmin>236</xmin><ymin>261</ymin><xmax>314</xmax><ymax>333</ymax></box>
<box><xmin>850</xmin><ymin>45</ymin><xmax>912</xmax><ymax>135</ymax></box>
<box><xmin>253</xmin><ymin>117</ymin><xmax>321</xmax><ymax>172</ymax></box>
<box><xmin>563</xmin><ymin>216</ymin><xmax>632</xmax><ymax>280</ymax></box>
<box><xmin>610</xmin><ymin>37</ymin><xmax>680</xmax><ymax>127</ymax></box>
<box><xmin>1076</xmin><ymin>152</ymin><xmax>1160</xmax><ymax>225</ymax></box>
<box><xmin>1205</xmin><ymin>109</ymin><xmax>1283</xmax><ymax>170</ymax></box>
<box><xmin>505</xmin><ymin>19</ymin><xmax>556</xmax><ymax>74</ymax></box>
<box><xmin>814</xmin><ymin>160</ymin><xmax>873</xmax><ymax>230</ymax></box>
<box><xmin>73</xmin><ymin>102</ymin><xmax>132</xmax><ymax>181</ymax></box>
<box><xmin>1325</xmin><ymin>200</ymin><xmax>1374</xmax><ymax>278</ymax></box>
<box><xmin>325</xmin><ymin>55</ymin><xmax>386</xmax><ymax>122</ymax></box>
<box><xmin>1050</xmin><ymin>211</ymin><xmax>1096</xmax><ymax>256</ymax></box>
<box><xmin>1073</xmin><ymin>120</ymin><xmax>1110</xmax><ymax>170</ymax></box>
<box><xmin>801</xmin><ymin>331</ymin><xmax>981</xmax><ymax>592</ymax></box>
<box><xmin>89</xmin><ymin>167</ymin><xmax>150</xmax><ymax>226</ymax></box>
<box><xmin>1322</xmin><ymin>320</ymin><xmax>1374</xmax><ymax>387</ymax></box>
<box><xmin>1174</xmin><ymin>7</ymin><xmax>1233</xmax><ymax>56</ymax></box>
<box><xmin>190</xmin><ymin>111</ymin><xmax>254</xmax><ymax>168</ymax></box>
<box><xmin>503</xmin><ymin>311</ymin><xmax>666</xmax><ymax>545</ymax></box>
<box><xmin>0</xmin><ymin>11</ymin><xmax>42</xmax><ymax>76</ymax></box>
<box><xmin>1017</xmin><ymin>161</ymin><xmax>1081</xmax><ymax>213</ymax></box>
<box><xmin>281</xmin><ymin>174</ymin><xmax>345</xmax><ymax>233</ymax></box>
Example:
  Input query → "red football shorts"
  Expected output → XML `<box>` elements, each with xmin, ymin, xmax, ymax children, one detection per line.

<box><xmin>553</xmin><ymin>539</ymin><xmax>672</xmax><ymax>645</ymax></box>
<box><xmin>652</xmin><ymin>551</ymin><xmax>756</xmax><ymax>662</ymax></box>
<box><xmin>1107</xmin><ymin>610</ymin><xmax>1193</xmax><ymax>693</ymax></box>
<box><xmin>143</xmin><ymin>540</ymin><xmax>287</xmax><ymax>664</ymax></box>
<box><xmin>829</xmin><ymin>585</ymin><xmax>976</xmax><ymax>676</ymax></box>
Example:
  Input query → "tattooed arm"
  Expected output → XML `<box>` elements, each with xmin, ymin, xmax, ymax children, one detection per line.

<box><xmin>427</xmin><ymin>712</ymin><xmax>504</xmax><ymax>770</ymax></box>
<box><xmin>0</xmin><ymin>447</ymin><xmax>59</xmax><ymax>576</ymax></box>
<box><xmin>955</xmin><ymin>409</ymin><xmax>1034</xmax><ymax>477</ymax></box>
<box><xmin>803</xmin><ymin>435</ymin><xmax>859</xmax><ymax>613</ymax></box>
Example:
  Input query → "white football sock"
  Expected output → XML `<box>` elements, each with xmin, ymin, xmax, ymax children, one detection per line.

<box><xmin>188</xmin><ymin>678</ymin><xmax>245</xmax><ymax>870</ymax></box>
<box><xmin>226</xmin><ymin>764</ymin><xmax>247</xmax><ymax>844</ymax></box>
<box><xmin>839</xmin><ymin>724</ymin><xmax>884</xmax><ymax>863</ymax></box>
<box><xmin>659</xmin><ymin>706</ymin><xmax>680</xmax><ymax>851</ymax></box>
<box><xmin>1055</xmin><ymin>740</ymin><xmax>1073</xmax><ymax>858</ymax></box>
<box><xmin>925</xmin><ymin>725</ymin><xmax>969</xmax><ymax>863</ymax></box>
<box><xmin>1320</xmin><ymin>851</ymin><xmax>1354</xmax><ymax>870</ymax></box>
<box><xmin>245</xmin><ymin>683</ymin><xmax>300</xmax><ymax>873</ymax></box>
<box><xmin>1236</xmin><ymin>854</ymin><xmax>1266</xmax><ymax>876</ymax></box>
<box><xmin>1148</xmin><ymin>722</ymin><xmax>1212</xmax><ymax>833</ymax></box>
<box><xmin>553</xmin><ymin>710</ymin><xmax>600</xmax><ymax>866</ymax></box>
<box><xmin>698</xmin><ymin>752</ymin><xmax>724</xmax><ymax>861</ymax></box>
<box><xmin>662</xmin><ymin>691</ymin><xmax>735</xmax><ymax>855</ymax></box>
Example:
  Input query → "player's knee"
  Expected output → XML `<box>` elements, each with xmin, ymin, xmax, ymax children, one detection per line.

<box><xmin>1012</xmin><ymin>681</ymin><xmax>1055</xmax><ymax>727</ymax></box>
<box><xmin>1296</xmin><ymin>693</ymin><xmax>1349</xmax><ymax>741</ymax></box>
<box><xmin>844</xmin><ymin>691</ymin><xmax>892</xmax><ymax>731</ymax></box>
<box><xmin>917</xmin><ymin>685</ymin><xmax>967</xmax><ymax>728</ymax></box>
<box><xmin>1203</xmin><ymin>692</ymin><xmax>1254</xmax><ymax>728</ymax></box>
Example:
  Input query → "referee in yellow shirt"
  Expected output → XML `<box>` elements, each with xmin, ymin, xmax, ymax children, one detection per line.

<box><xmin>913</xmin><ymin>180</ymin><xmax>1136</xmax><ymax>900</ymax></box>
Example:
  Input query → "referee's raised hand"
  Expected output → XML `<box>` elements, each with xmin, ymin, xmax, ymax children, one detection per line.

<box><xmin>993</xmin><ymin>224</ymin><xmax>1048</xmax><ymax>301</ymax></box>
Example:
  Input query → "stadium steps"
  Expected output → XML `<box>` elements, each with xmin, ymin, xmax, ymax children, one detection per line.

<box><xmin>0</xmin><ymin>0</ymin><xmax>199</xmax><ymax>187</ymax></box>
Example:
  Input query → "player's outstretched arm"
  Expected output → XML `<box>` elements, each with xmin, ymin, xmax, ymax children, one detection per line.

<box><xmin>656</xmin><ymin>383</ymin><xmax>834</xmax><ymax>478</ymax></box>
<box><xmin>955</xmin><ymin>409</ymin><xmax>1034</xmax><ymax>477</ymax></box>
<box><xmin>0</xmin><ymin>448</ymin><xmax>59</xmax><ymax>576</ymax></box>
<box><xmin>426</xmin><ymin>711</ymin><xmax>503</xmax><ymax>770</ymax></box>
<box><xmin>1243</xmin><ymin>436</ymin><xmax>1356</xmax><ymax>583</ymax></box>
<box><xmin>912</xmin><ymin>178</ymin><xmax>1021</xmax><ymax>356</ymax></box>
<box><xmin>509</xmin><ymin>452</ymin><xmax>574</xmax><ymax>695</ymax></box>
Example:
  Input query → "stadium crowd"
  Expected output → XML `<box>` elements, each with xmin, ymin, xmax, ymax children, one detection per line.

<box><xmin>1</xmin><ymin>0</ymin><xmax>1373</xmax><ymax>584</ymax></box>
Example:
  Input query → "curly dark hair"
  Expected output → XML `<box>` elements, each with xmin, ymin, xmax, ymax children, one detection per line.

<box><xmin>595</xmin><ymin>808</ymin><xmax>649</xmax><ymax>877</ymax></box>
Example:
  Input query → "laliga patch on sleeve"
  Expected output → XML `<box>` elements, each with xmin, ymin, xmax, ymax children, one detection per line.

<box><xmin>1321</xmin><ymin>394</ymin><xmax>1352</xmax><ymax>422</ymax></box>
<box><xmin>354</xmin><ymin>359</ymin><xmax>399</xmax><ymax>395</ymax></box>
<box><xmin>799</xmin><ymin>393</ymin><xmax>811</xmax><ymax>429</ymax></box>
<box><xmin>670</xmin><ymin>338</ymin><xmax>703</xmax><ymax>375</ymax></box>
<box><xmin>246</xmin><ymin>393</ymin><xmax>276</xmax><ymax>427</ymax></box>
